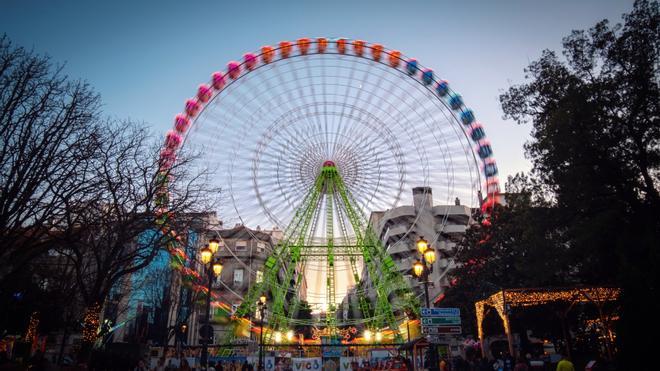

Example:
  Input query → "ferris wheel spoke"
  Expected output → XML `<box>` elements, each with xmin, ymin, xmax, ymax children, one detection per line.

<box><xmin>338</xmin><ymin>60</ymin><xmax>373</xmax><ymax>153</ymax></box>
<box><xmin>319</xmin><ymin>56</ymin><xmax>332</xmax><ymax>158</ymax></box>
<box><xmin>297</xmin><ymin>59</ymin><xmax>327</xmax><ymax>155</ymax></box>
<box><xmin>329</xmin><ymin>56</ymin><xmax>359</xmax><ymax>158</ymax></box>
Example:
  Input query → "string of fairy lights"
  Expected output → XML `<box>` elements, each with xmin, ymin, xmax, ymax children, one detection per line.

<box><xmin>24</xmin><ymin>311</ymin><xmax>39</xmax><ymax>344</ymax></box>
<box><xmin>82</xmin><ymin>303</ymin><xmax>102</xmax><ymax>343</ymax></box>
<box><xmin>475</xmin><ymin>287</ymin><xmax>621</xmax><ymax>342</ymax></box>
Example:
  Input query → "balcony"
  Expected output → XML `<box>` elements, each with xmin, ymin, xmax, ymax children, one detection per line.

<box><xmin>434</xmin><ymin>224</ymin><xmax>467</xmax><ymax>235</ymax></box>
<box><xmin>431</xmin><ymin>205</ymin><xmax>471</xmax><ymax>224</ymax></box>
<box><xmin>387</xmin><ymin>241</ymin><xmax>412</xmax><ymax>256</ymax></box>
<box><xmin>377</xmin><ymin>206</ymin><xmax>416</xmax><ymax>229</ymax></box>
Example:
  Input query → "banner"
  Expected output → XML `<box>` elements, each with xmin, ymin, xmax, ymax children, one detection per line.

<box><xmin>321</xmin><ymin>336</ymin><xmax>342</xmax><ymax>357</ymax></box>
<box><xmin>292</xmin><ymin>357</ymin><xmax>322</xmax><ymax>370</ymax></box>
<box><xmin>339</xmin><ymin>357</ymin><xmax>365</xmax><ymax>371</ymax></box>
<box><xmin>264</xmin><ymin>356</ymin><xmax>276</xmax><ymax>371</ymax></box>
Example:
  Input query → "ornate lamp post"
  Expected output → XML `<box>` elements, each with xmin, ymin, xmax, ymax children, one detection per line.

<box><xmin>257</xmin><ymin>294</ymin><xmax>267</xmax><ymax>371</ymax></box>
<box><xmin>200</xmin><ymin>242</ymin><xmax>223</xmax><ymax>370</ymax></box>
<box><xmin>412</xmin><ymin>237</ymin><xmax>438</xmax><ymax>371</ymax></box>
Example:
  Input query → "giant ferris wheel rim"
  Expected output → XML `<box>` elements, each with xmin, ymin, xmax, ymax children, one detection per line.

<box><xmin>158</xmin><ymin>37</ymin><xmax>502</xmax><ymax>322</ymax></box>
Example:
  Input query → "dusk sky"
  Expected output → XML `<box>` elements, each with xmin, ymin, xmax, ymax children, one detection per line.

<box><xmin>1</xmin><ymin>0</ymin><xmax>633</xmax><ymax>182</ymax></box>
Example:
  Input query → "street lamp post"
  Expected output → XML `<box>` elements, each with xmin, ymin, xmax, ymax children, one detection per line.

<box><xmin>257</xmin><ymin>295</ymin><xmax>267</xmax><ymax>371</ymax></box>
<box><xmin>200</xmin><ymin>240</ymin><xmax>223</xmax><ymax>370</ymax></box>
<box><xmin>412</xmin><ymin>237</ymin><xmax>438</xmax><ymax>371</ymax></box>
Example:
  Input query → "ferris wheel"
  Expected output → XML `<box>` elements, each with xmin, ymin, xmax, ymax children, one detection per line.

<box><xmin>158</xmin><ymin>38</ymin><xmax>500</xmax><ymax>336</ymax></box>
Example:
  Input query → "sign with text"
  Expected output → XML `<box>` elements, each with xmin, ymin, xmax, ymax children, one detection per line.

<box><xmin>339</xmin><ymin>357</ymin><xmax>366</xmax><ymax>371</ymax></box>
<box><xmin>421</xmin><ymin>308</ymin><xmax>460</xmax><ymax>317</ymax></box>
<box><xmin>292</xmin><ymin>358</ymin><xmax>322</xmax><ymax>370</ymax></box>
<box><xmin>421</xmin><ymin>325</ymin><xmax>462</xmax><ymax>335</ymax></box>
<box><xmin>421</xmin><ymin>317</ymin><xmax>461</xmax><ymax>326</ymax></box>
<box><xmin>321</xmin><ymin>336</ymin><xmax>342</xmax><ymax>357</ymax></box>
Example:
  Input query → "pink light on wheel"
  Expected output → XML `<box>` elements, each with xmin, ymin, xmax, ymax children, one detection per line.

<box><xmin>480</xmin><ymin>194</ymin><xmax>500</xmax><ymax>213</ymax></box>
<box><xmin>160</xmin><ymin>147</ymin><xmax>174</xmax><ymax>159</ymax></box>
<box><xmin>159</xmin><ymin>153</ymin><xmax>176</xmax><ymax>169</ymax></box>
<box><xmin>485</xmin><ymin>178</ymin><xmax>500</xmax><ymax>194</ymax></box>
<box><xmin>165</xmin><ymin>130</ymin><xmax>182</xmax><ymax>149</ymax></box>
<box><xmin>197</xmin><ymin>84</ymin><xmax>212</xmax><ymax>103</ymax></box>
<box><xmin>185</xmin><ymin>99</ymin><xmax>200</xmax><ymax>117</ymax></box>
<box><xmin>212</xmin><ymin>72</ymin><xmax>225</xmax><ymax>90</ymax></box>
<box><xmin>227</xmin><ymin>61</ymin><xmax>241</xmax><ymax>79</ymax></box>
<box><xmin>244</xmin><ymin>53</ymin><xmax>257</xmax><ymax>70</ymax></box>
<box><xmin>159</xmin><ymin>148</ymin><xmax>176</xmax><ymax>168</ymax></box>
<box><xmin>174</xmin><ymin>114</ymin><xmax>191</xmax><ymax>133</ymax></box>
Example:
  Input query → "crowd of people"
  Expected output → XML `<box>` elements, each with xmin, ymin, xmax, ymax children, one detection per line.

<box><xmin>436</xmin><ymin>352</ymin><xmax>578</xmax><ymax>371</ymax></box>
<box><xmin>0</xmin><ymin>348</ymin><xmax>603</xmax><ymax>371</ymax></box>
<box><xmin>144</xmin><ymin>358</ymin><xmax>252</xmax><ymax>371</ymax></box>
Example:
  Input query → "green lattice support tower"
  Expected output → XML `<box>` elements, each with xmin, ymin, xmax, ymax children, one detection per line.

<box><xmin>325</xmin><ymin>175</ymin><xmax>337</xmax><ymax>328</ymax></box>
<box><xmin>222</xmin><ymin>160</ymin><xmax>419</xmax><ymax>349</ymax></box>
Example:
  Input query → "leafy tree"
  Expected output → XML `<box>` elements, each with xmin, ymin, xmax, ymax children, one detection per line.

<box><xmin>443</xmin><ymin>175</ymin><xmax>572</xmax><ymax>336</ymax></box>
<box><xmin>295</xmin><ymin>300</ymin><xmax>314</xmax><ymax>339</ymax></box>
<box><xmin>495</xmin><ymin>0</ymin><xmax>658</xmax><ymax>363</ymax></box>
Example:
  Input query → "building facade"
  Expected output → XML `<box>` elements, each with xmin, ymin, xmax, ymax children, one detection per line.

<box><xmin>204</xmin><ymin>224</ymin><xmax>279</xmax><ymax>344</ymax></box>
<box><xmin>369</xmin><ymin>187</ymin><xmax>471</xmax><ymax>307</ymax></box>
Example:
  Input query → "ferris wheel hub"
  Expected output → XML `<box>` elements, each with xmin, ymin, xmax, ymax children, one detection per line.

<box><xmin>322</xmin><ymin>160</ymin><xmax>336</xmax><ymax>167</ymax></box>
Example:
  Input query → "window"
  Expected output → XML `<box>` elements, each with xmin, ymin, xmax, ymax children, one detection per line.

<box><xmin>233</xmin><ymin>268</ymin><xmax>244</xmax><ymax>285</ymax></box>
<box><xmin>257</xmin><ymin>241</ymin><xmax>266</xmax><ymax>253</ymax></box>
<box><xmin>235</xmin><ymin>240</ymin><xmax>247</xmax><ymax>251</ymax></box>
<box><xmin>256</xmin><ymin>270</ymin><xmax>264</xmax><ymax>283</ymax></box>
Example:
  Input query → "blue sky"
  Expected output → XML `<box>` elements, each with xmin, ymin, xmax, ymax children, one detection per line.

<box><xmin>1</xmin><ymin>0</ymin><xmax>633</xmax><ymax>182</ymax></box>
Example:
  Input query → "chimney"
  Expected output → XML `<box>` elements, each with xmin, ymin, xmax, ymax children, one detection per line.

<box><xmin>412</xmin><ymin>187</ymin><xmax>433</xmax><ymax>211</ymax></box>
